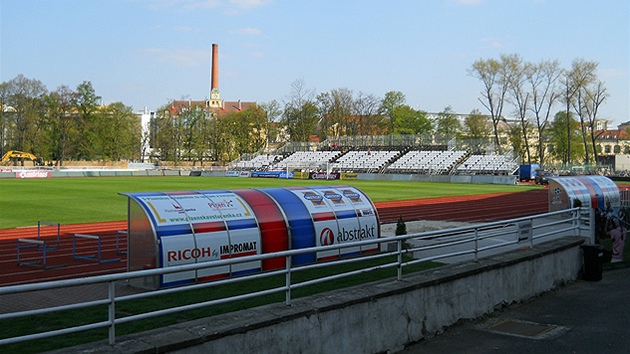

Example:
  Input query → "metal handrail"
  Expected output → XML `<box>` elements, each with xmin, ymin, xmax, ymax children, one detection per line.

<box><xmin>0</xmin><ymin>207</ymin><xmax>587</xmax><ymax>347</ymax></box>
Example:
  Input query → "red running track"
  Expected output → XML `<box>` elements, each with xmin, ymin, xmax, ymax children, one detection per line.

<box><xmin>0</xmin><ymin>189</ymin><xmax>548</xmax><ymax>286</ymax></box>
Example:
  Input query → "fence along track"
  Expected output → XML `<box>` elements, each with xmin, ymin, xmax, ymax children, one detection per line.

<box><xmin>0</xmin><ymin>192</ymin><xmax>547</xmax><ymax>285</ymax></box>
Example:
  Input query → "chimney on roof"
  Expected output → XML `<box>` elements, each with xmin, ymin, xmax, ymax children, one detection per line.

<box><xmin>211</xmin><ymin>44</ymin><xmax>219</xmax><ymax>91</ymax></box>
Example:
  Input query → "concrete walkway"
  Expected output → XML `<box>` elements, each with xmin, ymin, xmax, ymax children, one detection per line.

<box><xmin>401</xmin><ymin>266</ymin><xmax>630</xmax><ymax>354</ymax></box>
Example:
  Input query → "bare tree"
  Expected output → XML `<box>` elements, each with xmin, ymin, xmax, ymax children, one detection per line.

<box><xmin>504</xmin><ymin>54</ymin><xmax>533</xmax><ymax>163</ymax></box>
<box><xmin>563</xmin><ymin>58</ymin><xmax>597</xmax><ymax>166</ymax></box>
<box><xmin>260</xmin><ymin>100</ymin><xmax>282</xmax><ymax>153</ymax></box>
<box><xmin>283</xmin><ymin>79</ymin><xmax>318</xmax><ymax>142</ymax></box>
<box><xmin>317</xmin><ymin>88</ymin><xmax>354</xmax><ymax>138</ymax></box>
<box><xmin>469</xmin><ymin>57</ymin><xmax>509</xmax><ymax>154</ymax></box>
<box><xmin>526</xmin><ymin>59</ymin><xmax>562</xmax><ymax>166</ymax></box>
<box><xmin>582</xmin><ymin>80</ymin><xmax>608</xmax><ymax>164</ymax></box>
<box><xmin>354</xmin><ymin>92</ymin><xmax>385</xmax><ymax>135</ymax></box>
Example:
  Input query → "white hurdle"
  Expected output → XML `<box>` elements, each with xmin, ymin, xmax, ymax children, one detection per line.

<box><xmin>73</xmin><ymin>233</ymin><xmax>120</xmax><ymax>264</ymax></box>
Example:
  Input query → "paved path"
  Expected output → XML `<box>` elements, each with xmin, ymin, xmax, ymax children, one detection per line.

<box><xmin>401</xmin><ymin>266</ymin><xmax>630</xmax><ymax>354</ymax></box>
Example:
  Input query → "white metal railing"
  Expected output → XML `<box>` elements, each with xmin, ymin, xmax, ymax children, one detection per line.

<box><xmin>0</xmin><ymin>208</ymin><xmax>589</xmax><ymax>348</ymax></box>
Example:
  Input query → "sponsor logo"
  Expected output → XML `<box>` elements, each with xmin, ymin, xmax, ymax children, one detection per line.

<box><xmin>341</xmin><ymin>189</ymin><xmax>362</xmax><ymax>203</ymax></box>
<box><xmin>16</xmin><ymin>171</ymin><xmax>50</xmax><ymax>179</ymax></box>
<box><xmin>337</xmin><ymin>224</ymin><xmax>376</xmax><ymax>242</ymax></box>
<box><xmin>302</xmin><ymin>191</ymin><xmax>325</xmax><ymax>206</ymax></box>
<box><xmin>167</xmin><ymin>241</ymin><xmax>258</xmax><ymax>262</ymax></box>
<box><xmin>309</xmin><ymin>172</ymin><xmax>340</xmax><ymax>180</ymax></box>
<box><xmin>323</xmin><ymin>190</ymin><xmax>344</xmax><ymax>204</ymax></box>
<box><xmin>341</xmin><ymin>172</ymin><xmax>358</xmax><ymax>180</ymax></box>
<box><xmin>167</xmin><ymin>247</ymin><xmax>215</xmax><ymax>262</ymax></box>
<box><xmin>220</xmin><ymin>241</ymin><xmax>257</xmax><ymax>255</ymax></box>
<box><xmin>358</xmin><ymin>208</ymin><xmax>374</xmax><ymax>217</ymax></box>
<box><xmin>208</xmin><ymin>199</ymin><xmax>235</xmax><ymax>210</ymax></box>
<box><xmin>320</xmin><ymin>228</ymin><xmax>335</xmax><ymax>246</ymax></box>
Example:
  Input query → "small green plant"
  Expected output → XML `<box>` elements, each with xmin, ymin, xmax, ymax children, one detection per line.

<box><xmin>395</xmin><ymin>216</ymin><xmax>407</xmax><ymax>235</ymax></box>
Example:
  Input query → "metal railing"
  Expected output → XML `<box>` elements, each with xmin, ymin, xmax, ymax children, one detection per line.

<box><xmin>0</xmin><ymin>208</ymin><xmax>588</xmax><ymax>347</ymax></box>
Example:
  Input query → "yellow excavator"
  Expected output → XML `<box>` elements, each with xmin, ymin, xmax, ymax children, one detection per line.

<box><xmin>0</xmin><ymin>150</ymin><xmax>44</xmax><ymax>166</ymax></box>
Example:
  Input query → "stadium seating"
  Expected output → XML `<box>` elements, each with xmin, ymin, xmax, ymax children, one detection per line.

<box><xmin>387</xmin><ymin>150</ymin><xmax>467</xmax><ymax>174</ymax></box>
<box><xmin>456</xmin><ymin>154</ymin><xmax>518</xmax><ymax>175</ymax></box>
<box><xmin>234</xmin><ymin>154</ymin><xmax>283</xmax><ymax>169</ymax></box>
<box><xmin>272</xmin><ymin>151</ymin><xmax>342</xmax><ymax>170</ymax></box>
<box><xmin>330</xmin><ymin>150</ymin><xmax>399</xmax><ymax>172</ymax></box>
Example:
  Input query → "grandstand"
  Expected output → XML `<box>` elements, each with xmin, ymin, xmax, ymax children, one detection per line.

<box><xmin>233</xmin><ymin>154</ymin><xmax>283</xmax><ymax>169</ymax></box>
<box><xmin>230</xmin><ymin>134</ymin><xmax>520</xmax><ymax>177</ymax></box>
<box><xmin>456</xmin><ymin>154</ymin><xmax>519</xmax><ymax>175</ymax></box>
<box><xmin>388</xmin><ymin>149</ymin><xmax>468</xmax><ymax>174</ymax></box>
<box><xmin>271</xmin><ymin>151</ymin><xmax>342</xmax><ymax>170</ymax></box>
<box><xmin>330</xmin><ymin>149</ymin><xmax>400</xmax><ymax>173</ymax></box>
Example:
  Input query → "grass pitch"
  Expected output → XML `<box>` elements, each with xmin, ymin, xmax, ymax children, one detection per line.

<box><xmin>0</xmin><ymin>176</ymin><xmax>540</xmax><ymax>229</ymax></box>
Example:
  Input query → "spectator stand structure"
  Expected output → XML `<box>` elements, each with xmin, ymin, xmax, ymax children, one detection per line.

<box><xmin>387</xmin><ymin>149</ymin><xmax>469</xmax><ymax>175</ymax></box>
<box><xmin>229</xmin><ymin>134</ymin><xmax>520</xmax><ymax>178</ymax></box>
<box><xmin>330</xmin><ymin>148</ymin><xmax>402</xmax><ymax>173</ymax></box>
<box><xmin>455</xmin><ymin>154</ymin><xmax>519</xmax><ymax>176</ymax></box>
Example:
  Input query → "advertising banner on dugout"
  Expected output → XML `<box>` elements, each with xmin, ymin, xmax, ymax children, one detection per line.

<box><xmin>121</xmin><ymin>186</ymin><xmax>380</xmax><ymax>289</ymax></box>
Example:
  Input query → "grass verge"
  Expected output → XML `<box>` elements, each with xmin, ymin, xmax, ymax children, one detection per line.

<box><xmin>0</xmin><ymin>255</ymin><xmax>440</xmax><ymax>353</ymax></box>
<box><xmin>0</xmin><ymin>176</ymin><xmax>540</xmax><ymax>229</ymax></box>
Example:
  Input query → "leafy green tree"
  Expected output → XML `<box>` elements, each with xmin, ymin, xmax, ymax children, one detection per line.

<box><xmin>380</xmin><ymin>91</ymin><xmax>406</xmax><ymax>133</ymax></box>
<box><xmin>44</xmin><ymin>85</ymin><xmax>78</xmax><ymax>165</ymax></box>
<box><xmin>435</xmin><ymin>106</ymin><xmax>461</xmax><ymax>137</ymax></box>
<box><xmin>4</xmin><ymin>75</ymin><xmax>47</xmax><ymax>154</ymax></box>
<box><xmin>73</xmin><ymin>81</ymin><xmax>101</xmax><ymax>160</ymax></box>
<box><xmin>506</xmin><ymin>121</ymin><xmax>526</xmax><ymax>163</ymax></box>
<box><xmin>549</xmin><ymin>111</ymin><xmax>584</xmax><ymax>166</ymax></box>
<box><xmin>97</xmin><ymin>102</ymin><xmax>140</xmax><ymax>162</ymax></box>
<box><xmin>392</xmin><ymin>105</ymin><xmax>431</xmax><ymax>134</ymax></box>
<box><xmin>152</xmin><ymin>105</ymin><xmax>183</xmax><ymax>163</ymax></box>
<box><xmin>0</xmin><ymin>82</ymin><xmax>10</xmax><ymax>157</ymax></box>
<box><xmin>462</xmin><ymin>109</ymin><xmax>489</xmax><ymax>152</ymax></box>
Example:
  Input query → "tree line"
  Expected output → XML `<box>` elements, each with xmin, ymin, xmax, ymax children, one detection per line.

<box><xmin>0</xmin><ymin>75</ymin><xmax>140</xmax><ymax>165</ymax></box>
<box><xmin>469</xmin><ymin>54</ymin><xmax>609</xmax><ymax>167</ymax></box>
<box><xmin>1</xmin><ymin>53</ymin><xmax>610</xmax><ymax>167</ymax></box>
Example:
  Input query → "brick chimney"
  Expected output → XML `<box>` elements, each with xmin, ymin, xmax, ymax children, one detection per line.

<box><xmin>211</xmin><ymin>44</ymin><xmax>218</xmax><ymax>91</ymax></box>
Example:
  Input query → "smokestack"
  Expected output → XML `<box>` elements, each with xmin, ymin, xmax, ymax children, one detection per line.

<box><xmin>211</xmin><ymin>44</ymin><xmax>219</xmax><ymax>91</ymax></box>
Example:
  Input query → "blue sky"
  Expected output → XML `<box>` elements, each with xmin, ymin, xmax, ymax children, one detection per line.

<box><xmin>1</xmin><ymin>0</ymin><xmax>628</xmax><ymax>124</ymax></box>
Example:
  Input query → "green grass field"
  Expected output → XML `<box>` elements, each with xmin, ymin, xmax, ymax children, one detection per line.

<box><xmin>0</xmin><ymin>176</ymin><xmax>541</xmax><ymax>229</ymax></box>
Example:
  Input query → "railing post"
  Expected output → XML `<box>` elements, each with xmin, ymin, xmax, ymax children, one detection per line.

<box><xmin>397</xmin><ymin>238</ymin><xmax>403</xmax><ymax>281</ymax></box>
<box><xmin>108</xmin><ymin>281</ymin><xmax>116</xmax><ymax>345</ymax></box>
<box><xmin>474</xmin><ymin>228</ymin><xmax>479</xmax><ymax>262</ymax></box>
<box><xmin>529</xmin><ymin>217</ymin><xmax>534</xmax><ymax>249</ymax></box>
<box><xmin>285</xmin><ymin>255</ymin><xmax>291</xmax><ymax>305</ymax></box>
